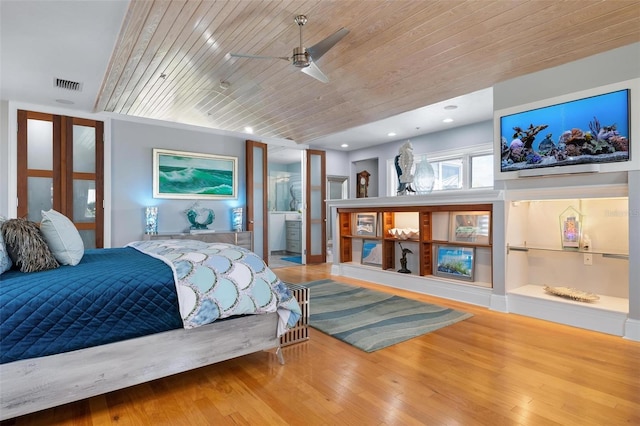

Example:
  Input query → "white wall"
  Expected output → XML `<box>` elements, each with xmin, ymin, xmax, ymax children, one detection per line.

<box><xmin>345</xmin><ymin>120</ymin><xmax>493</xmax><ymax>197</ymax></box>
<box><xmin>494</xmin><ymin>43</ymin><xmax>640</xmax><ymax>111</ymax></box>
<box><xmin>325</xmin><ymin>148</ymin><xmax>349</xmax><ymax>177</ymax></box>
<box><xmin>0</xmin><ymin>100</ymin><xmax>8</xmax><ymax>216</ymax></box>
<box><xmin>110</xmin><ymin>119</ymin><xmax>247</xmax><ymax>247</ymax></box>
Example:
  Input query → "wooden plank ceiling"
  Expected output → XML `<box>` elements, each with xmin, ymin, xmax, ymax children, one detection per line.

<box><xmin>95</xmin><ymin>0</ymin><xmax>640</xmax><ymax>144</ymax></box>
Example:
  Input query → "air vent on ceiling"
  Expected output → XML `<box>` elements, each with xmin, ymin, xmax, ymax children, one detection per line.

<box><xmin>54</xmin><ymin>78</ymin><xmax>83</xmax><ymax>92</ymax></box>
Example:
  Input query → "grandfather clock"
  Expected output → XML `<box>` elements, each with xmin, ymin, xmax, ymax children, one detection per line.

<box><xmin>356</xmin><ymin>170</ymin><xmax>370</xmax><ymax>198</ymax></box>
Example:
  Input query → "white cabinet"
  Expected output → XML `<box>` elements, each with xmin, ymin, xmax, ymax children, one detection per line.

<box><xmin>286</xmin><ymin>220</ymin><xmax>302</xmax><ymax>254</ymax></box>
<box><xmin>269</xmin><ymin>213</ymin><xmax>286</xmax><ymax>252</ymax></box>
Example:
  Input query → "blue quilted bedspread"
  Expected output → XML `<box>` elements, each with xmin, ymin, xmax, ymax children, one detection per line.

<box><xmin>0</xmin><ymin>248</ymin><xmax>183</xmax><ymax>364</ymax></box>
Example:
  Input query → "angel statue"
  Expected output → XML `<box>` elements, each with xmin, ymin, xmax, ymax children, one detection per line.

<box><xmin>395</xmin><ymin>141</ymin><xmax>416</xmax><ymax>195</ymax></box>
<box><xmin>185</xmin><ymin>202</ymin><xmax>215</xmax><ymax>230</ymax></box>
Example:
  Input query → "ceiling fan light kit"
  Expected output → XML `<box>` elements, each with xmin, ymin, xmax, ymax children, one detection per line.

<box><xmin>229</xmin><ymin>15</ymin><xmax>348</xmax><ymax>83</ymax></box>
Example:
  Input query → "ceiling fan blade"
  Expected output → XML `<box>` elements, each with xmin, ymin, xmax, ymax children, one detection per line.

<box><xmin>306</xmin><ymin>27</ymin><xmax>349</xmax><ymax>61</ymax></box>
<box><xmin>228</xmin><ymin>53</ymin><xmax>290</xmax><ymax>61</ymax></box>
<box><xmin>301</xmin><ymin>62</ymin><xmax>329</xmax><ymax>83</ymax></box>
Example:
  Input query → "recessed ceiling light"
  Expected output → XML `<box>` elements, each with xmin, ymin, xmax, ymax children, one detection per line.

<box><xmin>443</xmin><ymin>118</ymin><xmax>454</xmax><ymax>123</ymax></box>
<box><xmin>244</xmin><ymin>126</ymin><xmax>253</xmax><ymax>134</ymax></box>
<box><xmin>444</xmin><ymin>105</ymin><xmax>458</xmax><ymax>110</ymax></box>
<box><xmin>341</xmin><ymin>143</ymin><xmax>349</xmax><ymax>148</ymax></box>
<box><xmin>387</xmin><ymin>132</ymin><xmax>396</xmax><ymax>137</ymax></box>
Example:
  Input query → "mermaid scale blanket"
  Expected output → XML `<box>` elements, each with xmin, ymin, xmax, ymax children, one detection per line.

<box><xmin>128</xmin><ymin>240</ymin><xmax>301</xmax><ymax>335</ymax></box>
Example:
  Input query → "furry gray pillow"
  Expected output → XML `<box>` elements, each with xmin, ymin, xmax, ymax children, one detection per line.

<box><xmin>1</xmin><ymin>218</ymin><xmax>59</xmax><ymax>273</ymax></box>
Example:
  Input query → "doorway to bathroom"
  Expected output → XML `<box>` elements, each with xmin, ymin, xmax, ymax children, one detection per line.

<box><xmin>267</xmin><ymin>146</ymin><xmax>304</xmax><ymax>268</ymax></box>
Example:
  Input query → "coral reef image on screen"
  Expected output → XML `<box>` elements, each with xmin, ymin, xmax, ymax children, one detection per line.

<box><xmin>500</xmin><ymin>89</ymin><xmax>630</xmax><ymax>172</ymax></box>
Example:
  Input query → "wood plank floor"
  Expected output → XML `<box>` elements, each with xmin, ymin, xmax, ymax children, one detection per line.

<box><xmin>3</xmin><ymin>264</ymin><xmax>639</xmax><ymax>425</ymax></box>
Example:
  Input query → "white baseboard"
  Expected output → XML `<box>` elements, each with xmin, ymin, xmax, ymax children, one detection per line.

<box><xmin>337</xmin><ymin>264</ymin><xmax>492</xmax><ymax>307</ymax></box>
<box><xmin>624</xmin><ymin>318</ymin><xmax>640</xmax><ymax>341</ymax></box>
<box><xmin>489</xmin><ymin>294</ymin><xmax>508</xmax><ymax>312</ymax></box>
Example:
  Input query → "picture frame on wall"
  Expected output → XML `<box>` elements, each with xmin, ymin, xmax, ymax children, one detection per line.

<box><xmin>449</xmin><ymin>211</ymin><xmax>491</xmax><ymax>244</ymax></box>
<box><xmin>433</xmin><ymin>245</ymin><xmax>475</xmax><ymax>282</ymax></box>
<box><xmin>361</xmin><ymin>241</ymin><xmax>383</xmax><ymax>267</ymax></box>
<box><xmin>153</xmin><ymin>148</ymin><xmax>238</xmax><ymax>199</ymax></box>
<box><xmin>355</xmin><ymin>212</ymin><xmax>377</xmax><ymax>236</ymax></box>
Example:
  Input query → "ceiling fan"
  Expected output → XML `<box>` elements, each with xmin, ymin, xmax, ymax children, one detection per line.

<box><xmin>228</xmin><ymin>15</ymin><xmax>349</xmax><ymax>83</ymax></box>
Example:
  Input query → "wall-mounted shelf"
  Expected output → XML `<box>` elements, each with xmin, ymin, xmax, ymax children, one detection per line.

<box><xmin>507</xmin><ymin>244</ymin><xmax>629</xmax><ymax>259</ymax></box>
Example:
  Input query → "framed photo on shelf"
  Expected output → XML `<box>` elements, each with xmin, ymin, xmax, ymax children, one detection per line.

<box><xmin>355</xmin><ymin>212</ymin><xmax>377</xmax><ymax>236</ymax></box>
<box><xmin>449</xmin><ymin>211</ymin><xmax>490</xmax><ymax>244</ymax></box>
<box><xmin>433</xmin><ymin>245</ymin><xmax>475</xmax><ymax>282</ymax></box>
<box><xmin>153</xmin><ymin>148</ymin><xmax>238</xmax><ymax>200</ymax></box>
<box><xmin>361</xmin><ymin>241</ymin><xmax>383</xmax><ymax>267</ymax></box>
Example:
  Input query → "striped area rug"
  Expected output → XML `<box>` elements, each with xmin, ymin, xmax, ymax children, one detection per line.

<box><xmin>304</xmin><ymin>279</ymin><xmax>472</xmax><ymax>352</ymax></box>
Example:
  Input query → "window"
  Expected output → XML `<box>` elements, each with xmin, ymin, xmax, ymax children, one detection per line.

<box><xmin>431</xmin><ymin>158</ymin><xmax>463</xmax><ymax>190</ymax></box>
<box><xmin>470</xmin><ymin>154</ymin><xmax>494</xmax><ymax>188</ymax></box>
<box><xmin>387</xmin><ymin>144</ymin><xmax>493</xmax><ymax>195</ymax></box>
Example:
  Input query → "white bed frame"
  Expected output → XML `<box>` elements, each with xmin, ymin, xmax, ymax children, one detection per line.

<box><xmin>0</xmin><ymin>312</ymin><xmax>283</xmax><ymax>420</ymax></box>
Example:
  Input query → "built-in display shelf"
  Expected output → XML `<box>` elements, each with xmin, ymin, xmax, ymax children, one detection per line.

<box><xmin>504</xmin><ymin>189</ymin><xmax>634</xmax><ymax>338</ymax></box>
<box><xmin>329</xmin><ymin>194</ymin><xmax>501</xmax><ymax>308</ymax></box>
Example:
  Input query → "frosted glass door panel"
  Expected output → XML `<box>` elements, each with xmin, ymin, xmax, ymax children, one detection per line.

<box><xmin>27</xmin><ymin>119</ymin><xmax>53</xmax><ymax>170</ymax></box>
<box><xmin>79</xmin><ymin>230</ymin><xmax>96</xmax><ymax>249</ymax></box>
<box><xmin>310</xmin><ymin>155</ymin><xmax>321</xmax><ymax>186</ymax></box>
<box><xmin>252</xmin><ymin>146</ymin><xmax>264</xmax><ymax>258</ymax></box>
<box><xmin>311</xmin><ymin>189</ymin><xmax>321</xmax><ymax>220</ymax></box>
<box><xmin>310</xmin><ymin>222</ymin><xmax>322</xmax><ymax>255</ymax></box>
<box><xmin>73</xmin><ymin>125</ymin><xmax>96</xmax><ymax>173</ymax></box>
<box><xmin>73</xmin><ymin>180</ymin><xmax>96</xmax><ymax>222</ymax></box>
<box><xmin>27</xmin><ymin>177</ymin><xmax>53</xmax><ymax>221</ymax></box>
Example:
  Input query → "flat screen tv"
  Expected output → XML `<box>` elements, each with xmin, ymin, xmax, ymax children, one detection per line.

<box><xmin>499</xmin><ymin>89</ymin><xmax>630</xmax><ymax>173</ymax></box>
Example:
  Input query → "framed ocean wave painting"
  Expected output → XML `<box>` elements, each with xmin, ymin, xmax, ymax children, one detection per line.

<box><xmin>153</xmin><ymin>149</ymin><xmax>238</xmax><ymax>199</ymax></box>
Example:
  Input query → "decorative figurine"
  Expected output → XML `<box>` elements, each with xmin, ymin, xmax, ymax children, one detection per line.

<box><xmin>398</xmin><ymin>242</ymin><xmax>413</xmax><ymax>274</ymax></box>
<box><xmin>289</xmin><ymin>185</ymin><xmax>298</xmax><ymax>211</ymax></box>
<box><xmin>395</xmin><ymin>141</ymin><xmax>416</xmax><ymax>195</ymax></box>
<box><xmin>356</xmin><ymin>170</ymin><xmax>371</xmax><ymax>198</ymax></box>
<box><xmin>185</xmin><ymin>202</ymin><xmax>215</xmax><ymax>230</ymax></box>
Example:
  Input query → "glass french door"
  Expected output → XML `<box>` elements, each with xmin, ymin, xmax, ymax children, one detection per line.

<box><xmin>305</xmin><ymin>149</ymin><xmax>326</xmax><ymax>264</ymax></box>
<box><xmin>17</xmin><ymin>110</ymin><xmax>104</xmax><ymax>248</ymax></box>
<box><xmin>245</xmin><ymin>140</ymin><xmax>268</xmax><ymax>260</ymax></box>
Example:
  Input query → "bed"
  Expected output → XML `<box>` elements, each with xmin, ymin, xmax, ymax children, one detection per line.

<box><xmin>0</xmin><ymin>238</ymin><xmax>301</xmax><ymax>420</ymax></box>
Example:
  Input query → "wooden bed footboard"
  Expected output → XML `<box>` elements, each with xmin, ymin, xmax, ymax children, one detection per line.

<box><xmin>0</xmin><ymin>313</ymin><xmax>281</xmax><ymax>421</ymax></box>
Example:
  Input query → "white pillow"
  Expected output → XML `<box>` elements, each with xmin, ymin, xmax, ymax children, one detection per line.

<box><xmin>40</xmin><ymin>209</ymin><xmax>84</xmax><ymax>266</ymax></box>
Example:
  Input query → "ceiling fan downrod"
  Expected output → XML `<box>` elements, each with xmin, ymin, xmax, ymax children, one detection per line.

<box><xmin>292</xmin><ymin>14</ymin><xmax>310</xmax><ymax>68</ymax></box>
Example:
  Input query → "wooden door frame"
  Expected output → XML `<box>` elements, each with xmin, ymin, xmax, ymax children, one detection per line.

<box><xmin>245</xmin><ymin>140</ymin><xmax>269</xmax><ymax>260</ymax></box>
